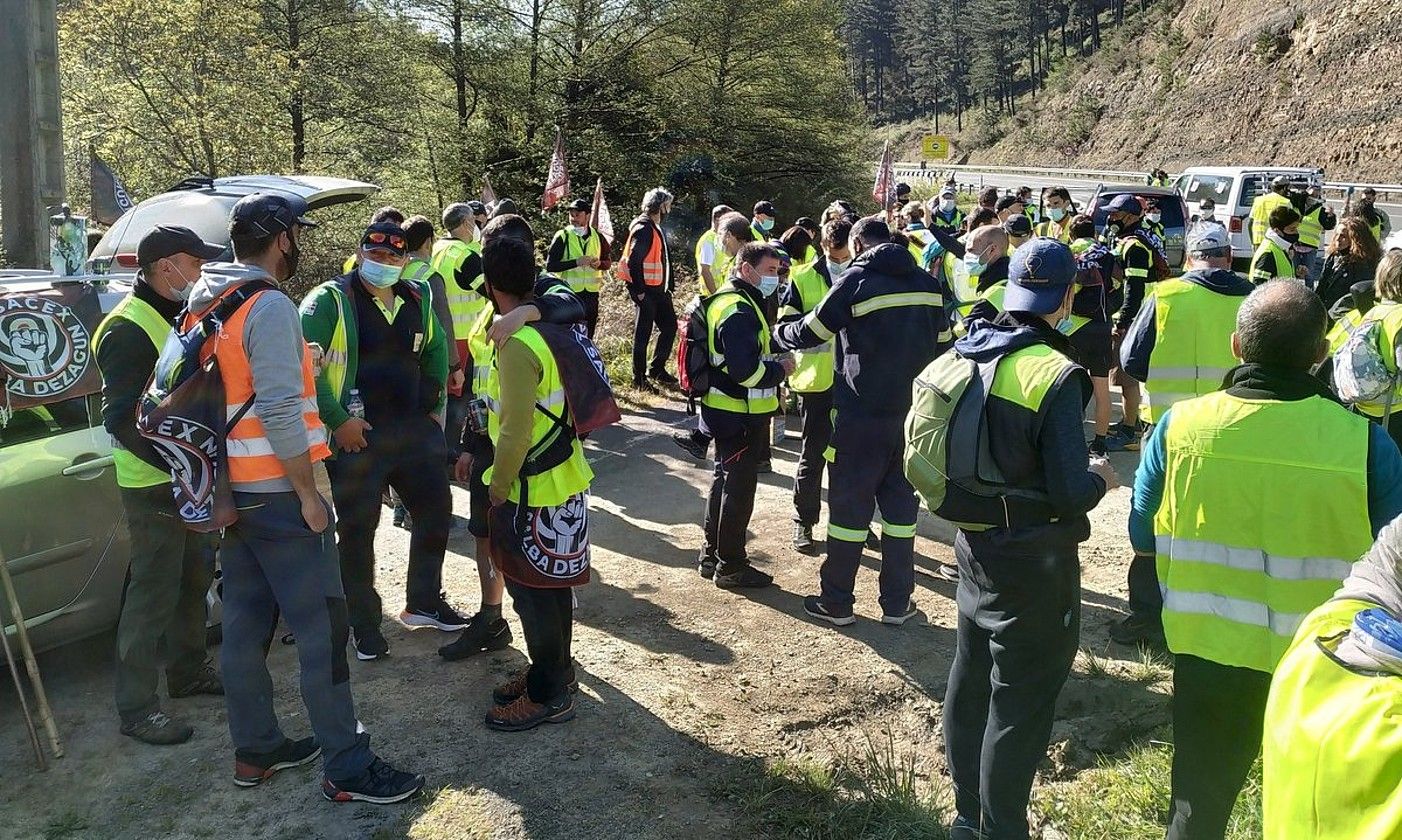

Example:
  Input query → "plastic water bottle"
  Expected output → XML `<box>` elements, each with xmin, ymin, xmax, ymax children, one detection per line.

<box><xmin>347</xmin><ymin>388</ymin><xmax>365</xmax><ymax>420</ymax></box>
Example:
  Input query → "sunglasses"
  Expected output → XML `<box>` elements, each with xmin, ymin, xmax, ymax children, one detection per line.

<box><xmin>365</xmin><ymin>231</ymin><xmax>405</xmax><ymax>249</ymax></box>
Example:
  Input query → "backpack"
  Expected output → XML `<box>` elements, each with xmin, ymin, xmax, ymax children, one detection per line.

<box><xmin>676</xmin><ymin>294</ymin><xmax>712</xmax><ymax>399</ymax></box>
<box><xmin>904</xmin><ymin>350</ymin><xmax>1052</xmax><ymax>527</ymax></box>
<box><xmin>136</xmin><ymin>280</ymin><xmax>275</xmax><ymax>531</ymax></box>
<box><xmin>1332</xmin><ymin>312</ymin><xmax>1399</xmax><ymax>410</ymax></box>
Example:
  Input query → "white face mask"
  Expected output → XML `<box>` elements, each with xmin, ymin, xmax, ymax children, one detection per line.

<box><xmin>940</xmin><ymin>199</ymin><xmax>956</xmax><ymax>213</ymax></box>
<box><xmin>1146</xmin><ymin>213</ymin><xmax>1162</xmax><ymax>224</ymax></box>
<box><xmin>827</xmin><ymin>257</ymin><xmax>851</xmax><ymax>276</ymax></box>
<box><xmin>570</xmin><ymin>224</ymin><xmax>588</xmax><ymax>236</ymax></box>
<box><xmin>165</xmin><ymin>260</ymin><xmax>195</xmax><ymax>301</ymax></box>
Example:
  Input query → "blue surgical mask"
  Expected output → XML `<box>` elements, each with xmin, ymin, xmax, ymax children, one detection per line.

<box><xmin>962</xmin><ymin>252</ymin><xmax>987</xmax><ymax>277</ymax></box>
<box><xmin>1047</xmin><ymin>207</ymin><xmax>1067</xmax><ymax>222</ymax></box>
<box><xmin>827</xmin><ymin>258</ymin><xmax>851</xmax><ymax>277</ymax></box>
<box><xmin>1056</xmin><ymin>315</ymin><xmax>1074</xmax><ymax>334</ymax></box>
<box><xmin>759</xmin><ymin>274</ymin><xmax>780</xmax><ymax>297</ymax></box>
<box><xmin>360</xmin><ymin>257</ymin><xmax>403</xmax><ymax>288</ymax></box>
<box><xmin>758</xmin><ymin>218</ymin><xmax>775</xmax><ymax>232</ymax></box>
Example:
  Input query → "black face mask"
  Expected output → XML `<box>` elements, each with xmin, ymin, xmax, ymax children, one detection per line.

<box><xmin>1280</xmin><ymin>231</ymin><xmax>1300</xmax><ymax>245</ymax></box>
<box><xmin>281</xmin><ymin>233</ymin><xmax>301</xmax><ymax>281</ymax></box>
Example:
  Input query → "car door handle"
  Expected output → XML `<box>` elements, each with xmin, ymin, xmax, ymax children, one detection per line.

<box><xmin>62</xmin><ymin>454</ymin><xmax>115</xmax><ymax>477</ymax></box>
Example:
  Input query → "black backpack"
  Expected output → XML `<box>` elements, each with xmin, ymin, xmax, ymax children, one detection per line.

<box><xmin>675</xmin><ymin>294</ymin><xmax>713</xmax><ymax>399</ymax></box>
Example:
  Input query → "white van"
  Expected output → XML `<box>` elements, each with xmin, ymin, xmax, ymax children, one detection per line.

<box><xmin>1174</xmin><ymin>166</ymin><xmax>1325</xmax><ymax>271</ymax></box>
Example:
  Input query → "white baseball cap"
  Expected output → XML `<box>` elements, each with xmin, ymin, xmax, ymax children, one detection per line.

<box><xmin>1186</xmin><ymin>222</ymin><xmax>1230</xmax><ymax>254</ymax></box>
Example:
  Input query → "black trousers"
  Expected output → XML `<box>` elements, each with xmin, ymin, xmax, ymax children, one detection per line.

<box><xmin>793</xmin><ymin>389</ymin><xmax>833</xmax><ymax>526</ymax></box>
<box><xmin>944</xmin><ymin>528</ymin><xmax>1081</xmax><ymax>840</ymax></box>
<box><xmin>325</xmin><ymin>414</ymin><xmax>451</xmax><ymax>631</ymax></box>
<box><xmin>1128</xmin><ymin>551</ymin><xmax>1163</xmax><ymax>616</ymax></box>
<box><xmin>1165</xmin><ymin>655</ymin><xmax>1272</xmax><ymax>839</ymax></box>
<box><xmin>579</xmin><ymin>290</ymin><xmax>600</xmax><ymax>339</ymax></box>
<box><xmin>504</xmin><ymin>580</ymin><xmax>574</xmax><ymax>703</ymax></box>
<box><xmin>631</xmin><ymin>287</ymin><xmax>676</xmax><ymax>380</ymax></box>
<box><xmin>702</xmin><ymin>414</ymin><xmax>767</xmax><ymax>574</ymax></box>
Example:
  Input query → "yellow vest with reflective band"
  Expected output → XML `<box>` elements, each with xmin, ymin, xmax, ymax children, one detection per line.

<box><xmin>1036</xmin><ymin>218</ymin><xmax>1072</xmax><ymax>243</ymax></box>
<box><xmin>1298</xmin><ymin>205</ymin><xmax>1326</xmax><ymax>248</ymax></box>
<box><xmin>1352</xmin><ymin>302</ymin><xmax>1402</xmax><ymax>418</ymax></box>
<box><xmin>1325</xmin><ymin>307</ymin><xmax>1366</xmax><ymax>355</ymax></box>
<box><xmin>93</xmin><ymin>295</ymin><xmax>173</xmax><ymax>488</ymax></box>
<box><xmin>465</xmin><ymin>304</ymin><xmax>495</xmax><ymax>402</ymax></box>
<box><xmin>431</xmin><ymin>237</ymin><xmax>485</xmax><ymax>339</ymax></box>
<box><xmin>1140</xmin><ymin>277</ymin><xmax>1244</xmax><ymax>423</ymax></box>
<box><xmin>482</xmin><ymin>325</ymin><xmax>593</xmax><ymax>506</ymax></box>
<box><xmin>1154</xmin><ymin>391</ymin><xmax>1373</xmax><ymax>673</ymax></box>
<box><xmin>1252</xmin><ymin>238</ymin><xmax>1295</xmax><ymax>283</ymax></box>
<box><xmin>1262</xmin><ymin>597</ymin><xmax>1402</xmax><ymax>840</ymax></box>
<box><xmin>1116</xmin><ymin>236</ymin><xmax>1154</xmax><ymax>284</ymax></box>
<box><xmin>695</xmin><ymin>230</ymin><xmax>717</xmax><ymax>273</ymax></box>
<box><xmin>779</xmin><ymin>263</ymin><xmax>834</xmax><ymax>393</ymax></box>
<box><xmin>701</xmin><ymin>290</ymin><xmax>779</xmax><ymax>414</ymax></box>
<box><xmin>1251</xmin><ymin>192</ymin><xmax>1293</xmax><ymax>246</ymax></box>
<box><xmin>951</xmin><ymin>281</ymin><xmax>1012</xmax><ymax>339</ymax></box>
<box><xmin>905</xmin><ymin>228</ymin><xmax>933</xmax><ymax>265</ymax></box>
<box><xmin>944</xmin><ymin>251</ymin><xmax>979</xmax><ymax>318</ymax></box>
<box><xmin>989</xmin><ymin>342</ymin><xmax>1078</xmax><ymax>412</ymax></box>
<box><xmin>557</xmin><ymin>228</ymin><xmax>604</xmax><ymax>293</ymax></box>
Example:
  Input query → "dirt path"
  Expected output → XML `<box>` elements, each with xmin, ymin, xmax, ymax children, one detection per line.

<box><xmin>0</xmin><ymin>400</ymin><xmax>1165</xmax><ymax>840</ymax></box>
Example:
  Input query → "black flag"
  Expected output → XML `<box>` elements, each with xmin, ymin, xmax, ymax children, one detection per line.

<box><xmin>90</xmin><ymin>149</ymin><xmax>135</xmax><ymax>225</ymax></box>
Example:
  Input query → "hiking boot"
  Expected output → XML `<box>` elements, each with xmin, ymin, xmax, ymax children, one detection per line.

<box><xmin>492</xmin><ymin>668</ymin><xmax>580</xmax><ymax>706</ymax></box>
<box><xmin>352</xmin><ymin>625</ymin><xmax>389</xmax><ymax>661</ymax></box>
<box><xmin>803</xmin><ymin>595</ymin><xmax>856</xmax><ymax>627</ymax></box>
<box><xmin>168</xmin><ymin>664</ymin><xmax>224</xmax><ymax>698</ymax></box>
<box><xmin>697</xmin><ymin>548</ymin><xmax>717</xmax><ymax>580</ymax></box>
<box><xmin>120</xmin><ymin>711</ymin><xmax>193</xmax><ymax>746</ymax></box>
<box><xmin>672</xmin><ymin>433</ymin><xmax>709</xmax><ymax>461</ymax></box>
<box><xmin>650</xmin><ymin>370</ymin><xmax>680</xmax><ymax>387</ymax></box>
<box><xmin>323</xmin><ymin>757</ymin><xmax>425</xmax><ymax>804</ymax></box>
<box><xmin>881</xmin><ymin>599</ymin><xmax>920</xmax><ymax>626</ymax></box>
<box><xmin>865</xmin><ymin>530</ymin><xmax>882</xmax><ymax>551</ymax></box>
<box><xmin>234</xmin><ymin>736</ymin><xmax>320</xmax><ymax>787</ymax></box>
<box><xmin>714</xmin><ymin>567</ymin><xmax>774</xmax><ymax>589</ymax></box>
<box><xmin>1109</xmin><ymin>612</ymin><xmax>1166</xmax><ymax>647</ymax></box>
<box><xmin>485</xmin><ymin>693</ymin><xmax>577</xmax><ymax>732</ymax></box>
<box><xmin>438</xmin><ymin>616</ymin><xmax>513</xmax><ymax>661</ymax></box>
<box><xmin>400</xmin><ymin>594</ymin><xmax>470</xmax><ymax>631</ymax></box>
<box><xmin>792</xmin><ymin>523</ymin><xmax>817</xmax><ymax>554</ymax></box>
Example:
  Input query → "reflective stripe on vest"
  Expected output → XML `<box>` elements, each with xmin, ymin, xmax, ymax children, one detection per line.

<box><xmin>558</xmin><ymin>228</ymin><xmax>604</xmax><ymax>293</ymax></box>
<box><xmin>1141</xmin><ymin>277</ymin><xmax>1245</xmax><ymax>423</ymax></box>
<box><xmin>1154</xmin><ymin>392</ymin><xmax>1372</xmax><ymax>672</ymax></box>
<box><xmin>185</xmin><ymin>287</ymin><xmax>330</xmax><ymax>482</ymax></box>
<box><xmin>622</xmin><ymin>222</ymin><xmax>665</xmax><ymax>286</ymax></box>
<box><xmin>1117</xmin><ymin>237</ymin><xmax>1153</xmax><ymax>280</ymax></box>
<box><xmin>1251</xmin><ymin>239</ymin><xmax>1295</xmax><ymax>283</ymax></box>
<box><xmin>94</xmin><ymin>295</ymin><xmax>173</xmax><ymax>488</ymax></box>
<box><xmin>702</xmin><ymin>291</ymin><xmax>778</xmax><ymax>414</ymax></box>
<box><xmin>1326</xmin><ymin>308</ymin><xmax>1365</xmax><ymax>355</ymax></box>
<box><xmin>1262</xmin><ymin>598</ymin><xmax>1402</xmax><ymax>840</ymax></box>
<box><xmin>785</xmin><ymin>263</ymin><xmax>834</xmax><ymax>393</ymax></box>
<box><xmin>432</xmin><ymin>237</ymin><xmax>485</xmax><ymax>338</ymax></box>
<box><xmin>482</xmin><ymin>325</ymin><xmax>593</xmax><ymax>506</ymax></box>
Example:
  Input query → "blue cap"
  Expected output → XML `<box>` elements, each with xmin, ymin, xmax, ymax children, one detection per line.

<box><xmin>1106</xmin><ymin>194</ymin><xmax>1143</xmax><ymax>215</ymax></box>
<box><xmin>1003</xmin><ymin>238</ymin><xmax>1077</xmax><ymax>314</ymax></box>
<box><xmin>230</xmin><ymin>192</ymin><xmax>316</xmax><ymax>237</ymax></box>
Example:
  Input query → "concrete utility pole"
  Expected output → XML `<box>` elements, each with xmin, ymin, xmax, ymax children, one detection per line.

<box><xmin>0</xmin><ymin>0</ymin><xmax>66</xmax><ymax>269</ymax></box>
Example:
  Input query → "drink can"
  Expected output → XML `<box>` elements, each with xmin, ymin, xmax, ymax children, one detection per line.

<box><xmin>467</xmin><ymin>398</ymin><xmax>489</xmax><ymax>434</ymax></box>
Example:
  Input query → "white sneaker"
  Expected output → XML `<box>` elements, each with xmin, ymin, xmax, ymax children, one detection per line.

<box><xmin>881</xmin><ymin>600</ymin><xmax>919</xmax><ymax>626</ymax></box>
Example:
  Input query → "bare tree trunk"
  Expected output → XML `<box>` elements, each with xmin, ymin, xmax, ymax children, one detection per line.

<box><xmin>286</xmin><ymin>0</ymin><xmax>304</xmax><ymax>172</ymax></box>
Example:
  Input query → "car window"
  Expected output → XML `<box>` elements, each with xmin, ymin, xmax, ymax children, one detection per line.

<box><xmin>1184</xmin><ymin>175</ymin><xmax>1232</xmax><ymax>205</ymax></box>
<box><xmin>0</xmin><ymin>393</ymin><xmax>95</xmax><ymax>448</ymax></box>
<box><xmin>88</xmin><ymin>192</ymin><xmax>238</xmax><ymax>265</ymax></box>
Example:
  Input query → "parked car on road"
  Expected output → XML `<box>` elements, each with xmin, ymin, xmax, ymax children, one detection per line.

<box><xmin>1173</xmin><ymin>166</ymin><xmax>1325</xmax><ymax>272</ymax></box>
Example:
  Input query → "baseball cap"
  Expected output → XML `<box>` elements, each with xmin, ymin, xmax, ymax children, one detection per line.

<box><xmin>754</xmin><ymin>200</ymin><xmax>777</xmax><ymax>217</ymax></box>
<box><xmin>466</xmin><ymin>200</ymin><xmax>488</xmax><ymax>217</ymax></box>
<box><xmin>1106</xmin><ymin>194</ymin><xmax>1143</xmax><ymax>215</ymax></box>
<box><xmin>1003</xmin><ymin>238</ymin><xmax>1077</xmax><ymax>314</ymax></box>
<box><xmin>1271</xmin><ymin>175</ymin><xmax>1291</xmax><ymax>189</ymax></box>
<box><xmin>360</xmin><ymin>221</ymin><xmax>407</xmax><ymax>256</ymax></box>
<box><xmin>1186</xmin><ymin>222</ymin><xmax>1231</xmax><ymax>255</ymax></box>
<box><xmin>565</xmin><ymin>198</ymin><xmax>590</xmax><ymax>213</ymax></box>
<box><xmin>489</xmin><ymin>197</ymin><xmax>519</xmax><ymax>218</ymax></box>
<box><xmin>136</xmin><ymin>224</ymin><xmax>224</xmax><ymax>267</ymax></box>
<box><xmin>939</xmin><ymin>186</ymin><xmax>956</xmax><ymax>198</ymax></box>
<box><xmin>1198</xmin><ymin>197</ymin><xmax>1217</xmax><ymax>209</ymax></box>
<box><xmin>895</xmin><ymin>182</ymin><xmax>912</xmax><ymax>197</ymax></box>
<box><xmin>995</xmin><ymin>195</ymin><xmax>1023</xmax><ymax>212</ymax></box>
<box><xmin>1003</xmin><ymin>214</ymin><xmax>1033</xmax><ymax>237</ymax></box>
<box><xmin>230</xmin><ymin>192</ymin><xmax>316</xmax><ymax>237</ymax></box>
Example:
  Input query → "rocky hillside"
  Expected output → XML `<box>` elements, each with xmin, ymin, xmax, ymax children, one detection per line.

<box><xmin>968</xmin><ymin>0</ymin><xmax>1402</xmax><ymax>182</ymax></box>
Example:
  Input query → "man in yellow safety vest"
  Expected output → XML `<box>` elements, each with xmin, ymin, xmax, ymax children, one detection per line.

<box><xmin>432</xmin><ymin>202</ymin><xmax>486</xmax><ymax>452</ymax></box>
<box><xmin>1249</xmin><ymin>176</ymin><xmax>1295</xmax><ymax>248</ymax></box>
<box><xmin>544</xmin><ymin>198</ymin><xmax>610</xmax><ymax>338</ymax></box>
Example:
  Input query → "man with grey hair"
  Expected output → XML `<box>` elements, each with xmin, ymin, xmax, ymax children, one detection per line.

<box><xmin>619</xmin><ymin>186</ymin><xmax>676</xmax><ymax>389</ymax></box>
<box><xmin>1128</xmin><ymin>280</ymin><xmax>1402</xmax><ymax>839</ymax></box>
<box><xmin>1111</xmin><ymin>222</ymin><xmax>1255</xmax><ymax>647</ymax></box>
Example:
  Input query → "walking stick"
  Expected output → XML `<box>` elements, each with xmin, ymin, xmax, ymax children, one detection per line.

<box><xmin>0</xmin><ymin>547</ymin><xmax>62</xmax><ymax>759</ymax></box>
<box><xmin>0</xmin><ymin>614</ymin><xmax>45</xmax><ymax>770</ymax></box>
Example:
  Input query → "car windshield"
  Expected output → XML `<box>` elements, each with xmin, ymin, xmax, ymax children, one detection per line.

<box><xmin>88</xmin><ymin>191</ymin><xmax>238</xmax><ymax>268</ymax></box>
<box><xmin>1183</xmin><ymin>175</ymin><xmax>1232</xmax><ymax>205</ymax></box>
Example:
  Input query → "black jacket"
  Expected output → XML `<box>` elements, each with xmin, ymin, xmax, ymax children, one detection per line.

<box><xmin>97</xmin><ymin>278</ymin><xmax>182</xmax><ymax>471</ymax></box>
<box><xmin>1317</xmin><ymin>253</ymin><xmax>1377</xmax><ymax>311</ymax></box>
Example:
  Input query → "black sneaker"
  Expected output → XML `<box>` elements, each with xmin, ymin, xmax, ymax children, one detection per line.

<box><xmin>392</xmin><ymin>502</ymin><xmax>409</xmax><ymax>529</ymax></box>
<box><xmin>323</xmin><ymin>757</ymin><xmax>425</xmax><ymax>804</ymax></box>
<box><xmin>1089</xmin><ymin>437</ymin><xmax>1108</xmax><ymax>457</ymax></box>
<box><xmin>234</xmin><ymin>736</ymin><xmax>321</xmax><ymax>787</ymax></box>
<box><xmin>881</xmin><ymin>599</ymin><xmax>919</xmax><ymax>626</ymax></box>
<box><xmin>803</xmin><ymin>595</ymin><xmax>856</xmax><ymax>627</ymax></box>
<box><xmin>400</xmin><ymin>594</ymin><xmax>470</xmax><ymax>631</ymax></box>
<box><xmin>352</xmin><ymin>625</ymin><xmax>389</xmax><ymax>661</ymax></box>
<box><xmin>697</xmin><ymin>548</ymin><xmax>717</xmax><ymax>580</ymax></box>
<box><xmin>793</xmin><ymin>523</ymin><xmax>816</xmax><ymax>554</ymax></box>
<box><xmin>672</xmin><ymin>433</ymin><xmax>709</xmax><ymax>461</ymax></box>
<box><xmin>120</xmin><ymin>711</ymin><xmax>193</xmax><ymax>746</ymax></box>
<box><xmin>168</xmin><ymin>663</ymin><xmax>224</xmax><ymax>698</ymax></box>
<box><xmin>714</xmin><ymin>567</ymin><xmax>774</xmax><ymax>589</ymax></box>
<box><xmin>438</xmin><ymin>616</ymin><xmax>513</xmax><ymax>661</ymax></box>
<box><xmin>865</xmin><ymin>530</ymin><xmax>882</xmax><ymax>551</ymax></box>
<box><xmin>756</xmin><ymin>459</ymin><xmax>773</xmax><ymax>474</ymax></box>
<box><xmin>1109</xmin><ymin>612</ymin><xmax>1166</xmax><ymax>647</ymax></box>
<box><xmin>650</xmin><ymin>370</ymin><xmax>680</xmax><ymax>387</ymax></box>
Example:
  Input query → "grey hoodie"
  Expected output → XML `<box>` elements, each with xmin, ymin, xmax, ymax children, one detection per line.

<box><xmin>190</xmin><ymin>261</ymin><xmax>313</xmax><ymax>493</ymax></box>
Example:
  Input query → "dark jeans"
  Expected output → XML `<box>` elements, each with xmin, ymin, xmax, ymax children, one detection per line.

<box><xmin>579</xmin><ymin>290</ymin><xmax>600</xmax><ymax>339</ymax></box>
<box><xmin>631</xmin><ymin>286</ymin><xmax>676</xmax><ymax>380</ymax></box>
<box><xmin>821</xmin><ymin>413</ymin><xmax>917</xmax><ymax>614</ymax></box>
<box><xmin>702</xmin><ymin>413</ymin><xmax>767</xmax><ymax>574</ymax></box>
<box><xmin>325</xmin><ymin>414</ymin><xmax>451</xmax><ymax>630</ymax></box>
<box><xmin>793</xmin><ymin>390</ymin><xmax>833</xmax><ymax>526</ymax></box>
<box><xmin>504</xmin><ymin>580</ymin><xmax>573</xmax><ymax>703</ymax></box>
<box><xmin>1128</xmin><ymin>551</ymin><xmax>1163</xmax><ymax>617</ymax></box>
<box><xmin>1166</xmin><ymin>655</ymin><xmax>1272</xmax><ymax>839</ymax></box>
<box><xmin>114</xmin><ymin>484</ymin><xmax>215</xmax><ymax>724</ymax></box>
<box><xmin>944</xmin><ymin>528</ymin><xmax>1081</xmax><ymax>840</ymax></box>
<box><xmin>221</xmin><ymin>490</ymin><xmax>371</xmax><ymax>781</ymax></box>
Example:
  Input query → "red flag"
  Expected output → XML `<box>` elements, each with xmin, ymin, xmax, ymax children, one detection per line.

<box><xmin>541</xmin><ymin>128</ymin><xmax>571</xmax><ymax>211</ymax></box>
<box><xmin>481</xmin><ymin>174</ymin><xmax>497</xmax><ymax>207</ymax></box>
<box><xmin>871</xmin><ymin>140</ymin><xmax>894</xmax><ymax>209</ymax></box>
<box><xmin>589</xmin><ymin>177</ymin><xmax>614</xmax><ymax>242</ymax></box>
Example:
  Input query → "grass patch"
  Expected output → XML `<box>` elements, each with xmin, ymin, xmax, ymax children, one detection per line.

<box><xmin>1035</xmin><ymin>733</ymin><xmax>1262</xmax><ymax>839</ymax></box>
<box><xmin>406</xmin><ymin>786</ymin><xmax>495</xmax><ymax>839</ymax></box>
<box><xmin>734</xmin><ymin>732</ymin><xmax>951</xmax><ymax>839</ymax></box>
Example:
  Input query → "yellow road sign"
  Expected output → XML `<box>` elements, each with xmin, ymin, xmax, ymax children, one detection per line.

<box><xmin>921</xmin><ymin>135</ymin><xmax>950</xmax><ymax>160</ymax></box>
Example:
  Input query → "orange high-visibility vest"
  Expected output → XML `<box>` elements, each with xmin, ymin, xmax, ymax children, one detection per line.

<box><xmin>619</xmin><ymin>220</ymin><xmax>666</xmax><ymax>287</ymax></box>
<box><xmin>184</xmin><ymin>285</ymin><xmax>330</xmax><ymax>483</ymax></box>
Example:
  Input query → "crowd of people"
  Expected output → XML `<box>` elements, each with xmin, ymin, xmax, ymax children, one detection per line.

<box><xmin>90</xmin><ymin>170</ymin><xmax>1402</xmax><ymax>837</ymax></box>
